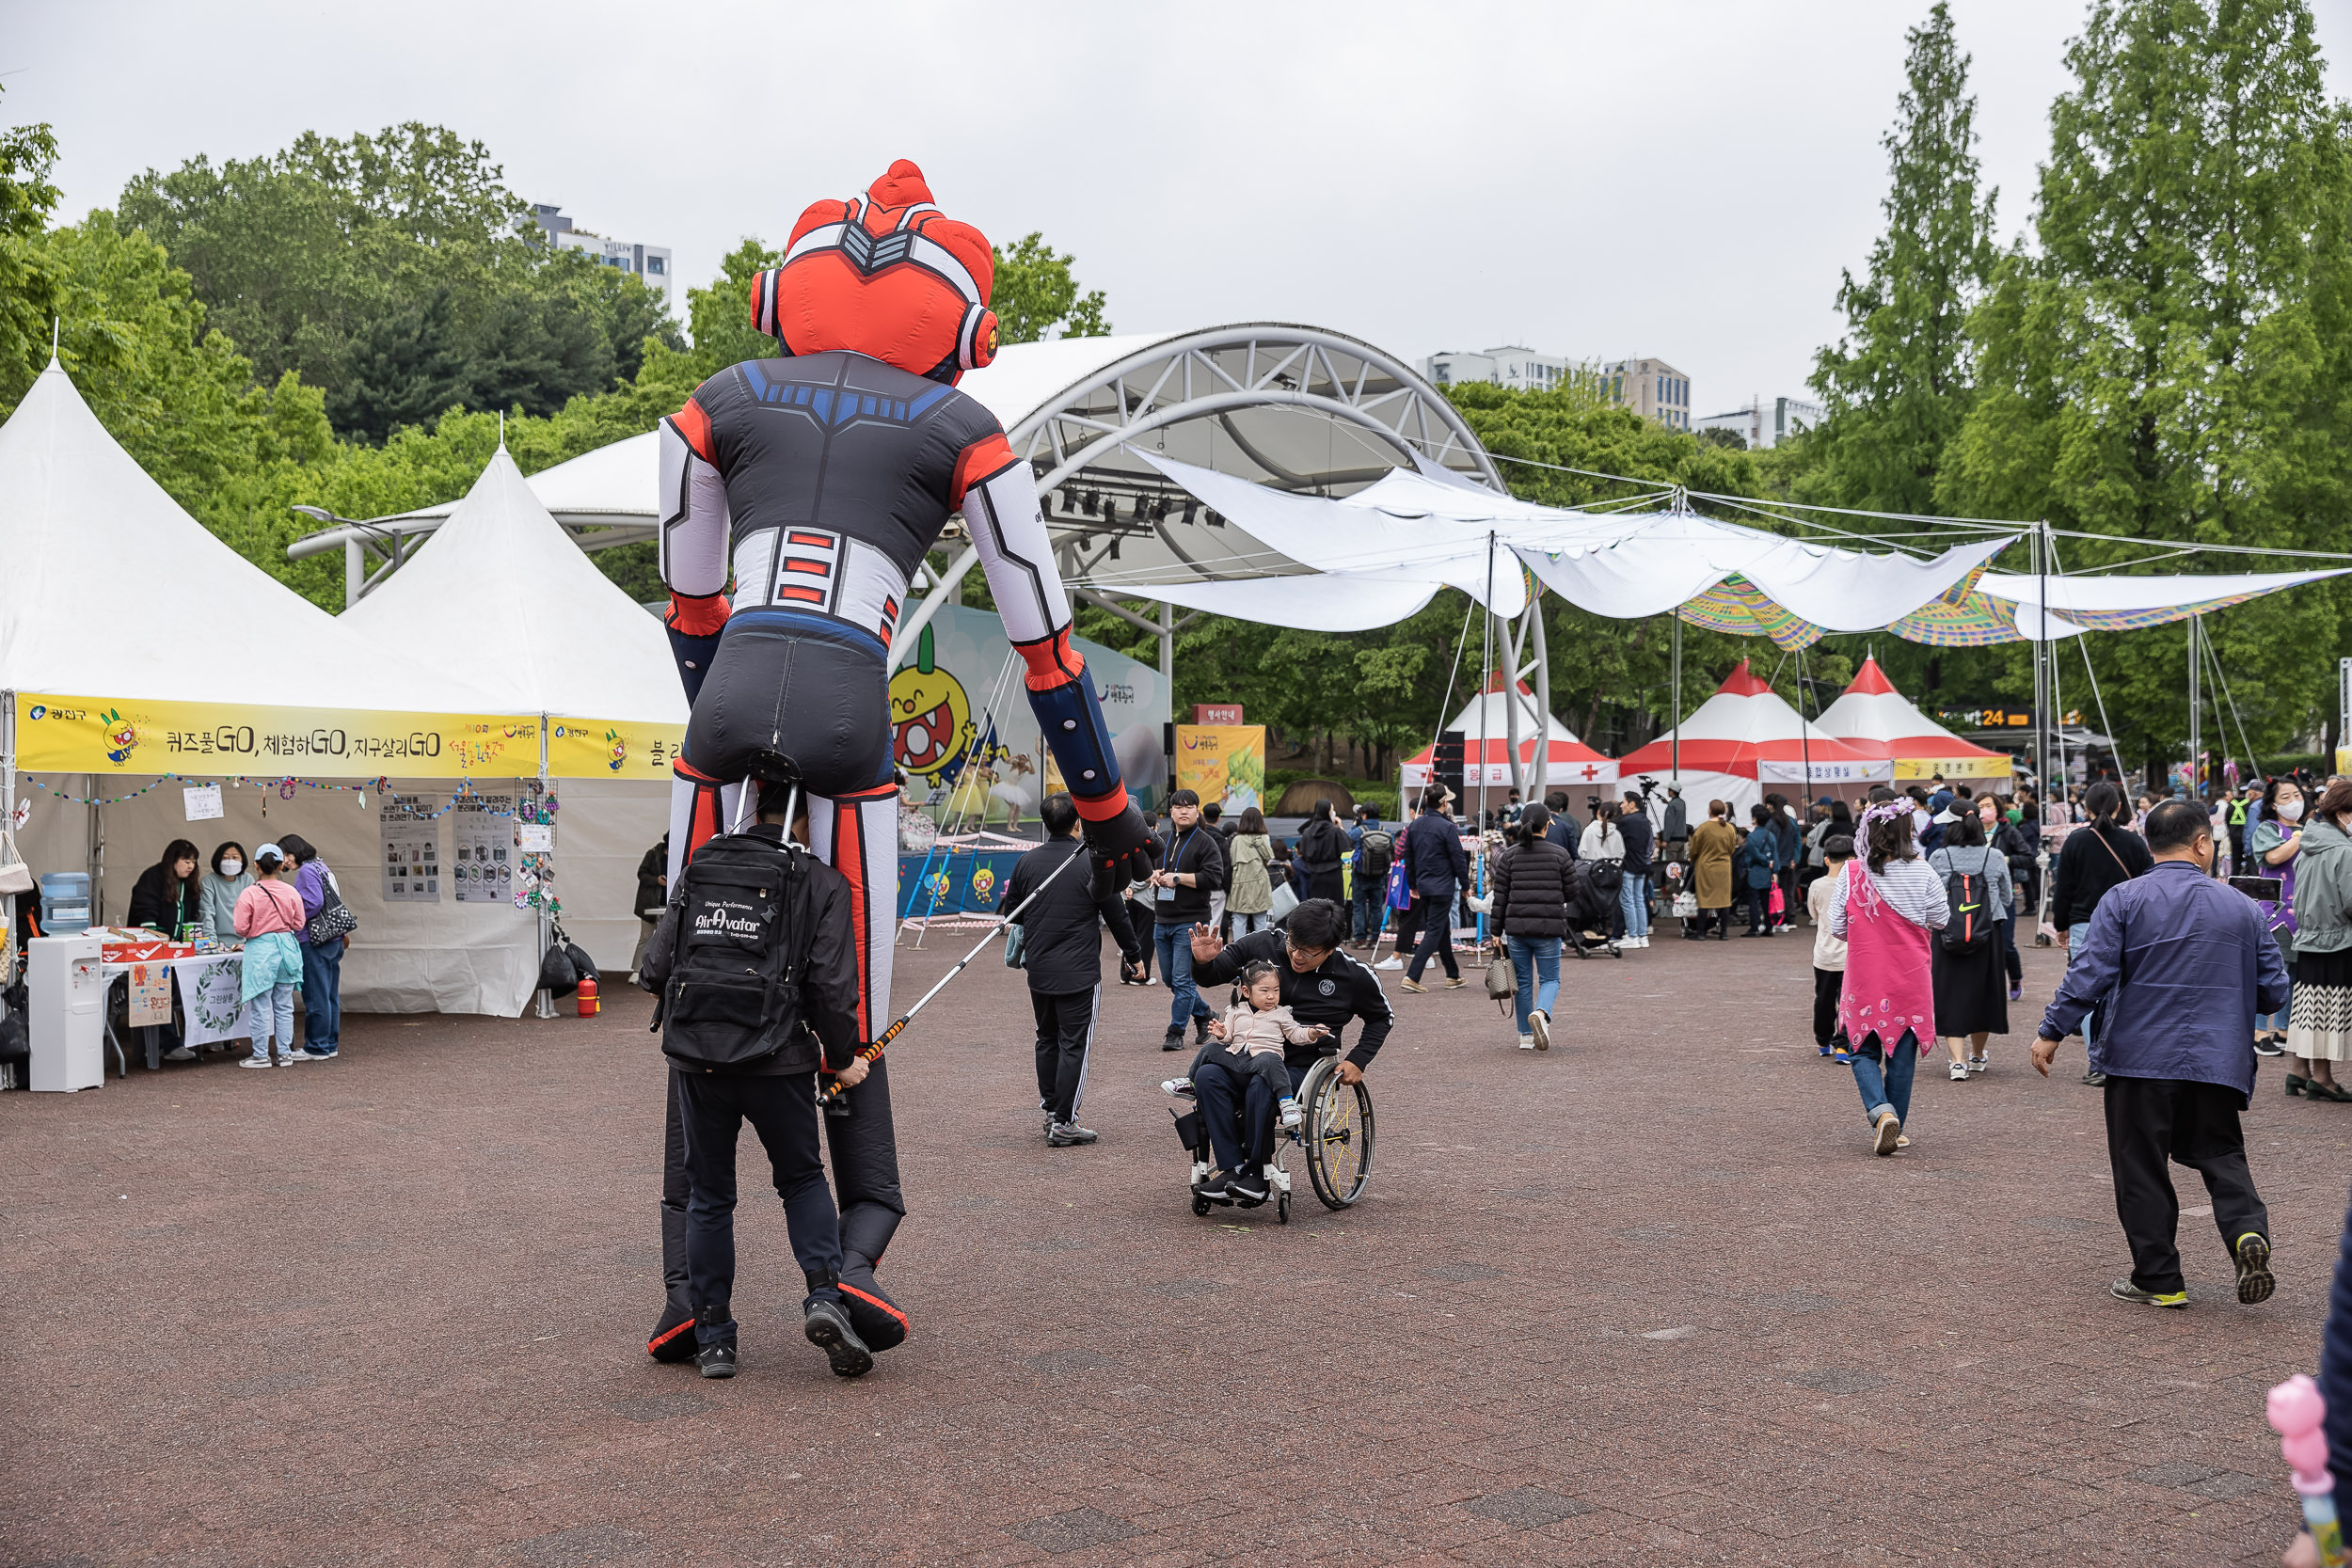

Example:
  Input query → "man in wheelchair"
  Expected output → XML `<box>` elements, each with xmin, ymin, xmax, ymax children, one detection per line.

<box><xmin>1182</xmin><ymin>898</ymin><xmax>1392</xmax><ymax>1205</ymax></box>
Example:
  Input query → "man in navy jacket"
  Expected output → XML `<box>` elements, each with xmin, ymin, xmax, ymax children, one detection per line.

<box><xmin>2033</xmin><ymin>799</ymin><xmax>2287</xmax><ymax>1310</ymax></box>
<box><xmin>1402</xmin><ymin>786</ymin><xmax>1469</xmax><ymax>990</ymax></box>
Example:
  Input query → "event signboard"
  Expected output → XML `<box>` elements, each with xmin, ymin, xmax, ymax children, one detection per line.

<box><xmin>1891</xmin><ymin>754</ymin><xmax>2013</xmax><ymax>781</ymax></box>
<box><xmin>11</xmin><ymin>693</ymin><xmax>537</xmax><ymax>779</ymax></box>
<box><xmin>1174</xmin><ymin>724</ymin><xmax>1267</xmax><ymax>814</ymax></box>
<box><xmin>547</xmin><ymin>718</ymin><xmax>686</xmax><ymax>781</ymax></box>
<box><xmin>894</xmin><ymin>606</ymin><xmax>1168</xmax><ymax>823</ymax></box>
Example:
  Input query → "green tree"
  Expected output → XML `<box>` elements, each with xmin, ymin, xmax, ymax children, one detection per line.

<box><xmin>990</xmin><ymin>232</ymin><xmax>1109</xmax><ymax>344</ymax></box>
<box><xmin>0</xmin><ymin>89</ymin><xmax>65</xmax><ymax>384</ymax></box>
<box><xmin>1810</xmin><ymin>2</ymin><xmax>1996</xmax><ymax>521</ymax></box>
<box><xmin>1945</xmin><ymin>0</ymin><xmax>2352</xmax><ymax>766</ymax></box>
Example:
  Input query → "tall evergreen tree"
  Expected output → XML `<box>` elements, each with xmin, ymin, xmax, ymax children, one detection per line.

<box><xmin>1810</xmin><ymin>2</ymin><xmax>1996</xmax><ymax>521</ymax></box>
<box><xmin>1947</xmin><ymin>0</ymin><xmax>2352</xmax><ymax>764</ymax></box>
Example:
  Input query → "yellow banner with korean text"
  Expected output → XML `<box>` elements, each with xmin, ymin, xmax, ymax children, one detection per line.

<box><xmin>1174</xmin><ymin>724</ymin><xmax>1267</xmax><ymax>814</ymax></box>
<box><xmin>1891</xmin><ymin>754</ymin><xmax>2014</xmax><ymax>781</ymax></box>
<box><xmin>11</xmin><ymin>693</ymin><xmax>538</xmax><ymax>778</ymax></box>
<box><xmin>546</xmin><ymin>718</ymin><xmax>688</xmax><ymax>781</ymax></box>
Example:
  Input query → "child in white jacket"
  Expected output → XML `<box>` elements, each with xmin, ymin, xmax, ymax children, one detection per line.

<box><xmin>1206</xmin><ymin>960</ymin><xmax>1329</xmax><ymax>1127</ymax></box>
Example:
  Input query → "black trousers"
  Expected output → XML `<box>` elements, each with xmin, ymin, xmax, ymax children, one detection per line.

<box><xmin>1813</xmin><ymin>967</ymin><xmax>1846</xmax><ymax>1049</ymax></box>
<box><xmin>1125</xmin><ymin>897</ymin><xmax>1157</xmax><ymax>977</ymax></box>
<box><xmin>1407</xmin><ymin>899</ymin><xmax>1459</xmax><ymax>980</ymax></box>
<box><xmin>675</xmin><ymin>1069</ymin><xmax>840</xmax><ymax>1344</ymax></box>
<box><xmin>2104</xmin><ymin>1074</ymin><xmax>2269</xmax><ymax>1295</ymax></box>
<box><xmin>1030</xmin><ymin>985</ymin><xmax>1101</xmax><ymax>1123</ymax></box>
<box><xmin>1740</xmin><ymin>884</ymin><xmax>1772</xmax><ymax>934</ymax></box>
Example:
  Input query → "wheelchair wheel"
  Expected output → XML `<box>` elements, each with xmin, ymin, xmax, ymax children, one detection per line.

<box><xmin>1192</xmin><ymin>1195</ymin><xmax>1213</xmax><ymax>1217</ymax></box>
<box><xmin>1301</xmin><ymin>1056</ymin><xmax>1374</xmax><ymax>1210</ymax></box>
<box><xmin>1278</xmin><ymin>1189</ymin><xmax>1291</xmax><ymax>1224</ymax></box>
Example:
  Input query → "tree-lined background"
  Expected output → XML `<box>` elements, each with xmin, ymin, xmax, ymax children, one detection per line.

<box><xmin>4</xmin><ymin>0</ymin><xmax>2348</xmax><ymax>798</ymax></box>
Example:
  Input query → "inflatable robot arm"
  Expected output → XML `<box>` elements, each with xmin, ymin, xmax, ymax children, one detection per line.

<box><xmin>657</xmin><ymin>404</ymin><xmax>732</xmax><ymax>704</ymax></box>
<box><xmin>958</xmin><ymin>440</ymin><xmax>1153</xmax><ymax>883</ymax></box>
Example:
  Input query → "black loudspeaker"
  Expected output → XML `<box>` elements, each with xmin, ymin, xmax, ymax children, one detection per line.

<box><xmin>1433</xmin><ymin>730</ymin><xmax>1466</xmax><ymax>804</ymax></box>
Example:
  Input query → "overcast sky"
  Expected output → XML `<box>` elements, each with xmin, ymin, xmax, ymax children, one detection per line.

<box><xmin>12</xmin><ymin>1</ymin><xmax>2352</xmax><ymax>414</ymax></box>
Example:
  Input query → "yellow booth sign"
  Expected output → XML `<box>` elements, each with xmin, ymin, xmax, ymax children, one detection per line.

<box><xmin>1891</xmin><ymin>755</ymin><xmax>2014</xmax><ymax>781</ymax></box>
<box><xmin>547</xmin><ymin>719</ymin><xmax>688</xmax><ymax>780</ymax></box>
<box><xmin>12</xmin><ymin>693</ymin><xmax>537</xmax><ymax>779</ymax></box>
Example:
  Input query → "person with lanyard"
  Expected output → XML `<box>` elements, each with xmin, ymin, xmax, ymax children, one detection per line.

<box><xmin>1149</xmin><ymin>788</ymin><xmax>1227</xmax><ymax>1053</ymax></box>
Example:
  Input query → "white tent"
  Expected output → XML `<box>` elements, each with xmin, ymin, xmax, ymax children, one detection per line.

<box><xmin>0</xmin><ymin>361</ymin><xmax>523</xmax><ymax>995</ymax></box>
<box><xmin>338</xmin><ymin>448</ymin><xmax>684</xmax><ymax>1006</ymax></box>
<box><xmin>1400</xmin><ymin>674</ymin><xmax>1618</xmax><ymax>790</ymax></box>
<box><xmin>1813</xmin><ymin>656</ymin><xmax>2012</xmax><ymax>779</ymax></box>
<box><xmin>1615</xmin><ymin>661</ymin><xmax>1891</xmax><ymax>816</ymax></box>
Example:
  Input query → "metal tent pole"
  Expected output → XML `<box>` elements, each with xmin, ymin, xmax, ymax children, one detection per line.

<box><xmin>1531</xmin><ymin>592</ymin><xmax>1551</xmax><ymax>805</ymax></box>
<box><xmin>1479</xmin><ymin>531</ymin><xmax>1495</xmax><ymax>830</ymax></box>
<box><xmin>1</xmin><ymin>690</ymin><xmax>14</xmax><ymax>989</ymax></box>
<box><xmin>534</xmin><ymin>721</ymin><xmax>553</xmax><ymax>1020</ymax></box>
<box><xmin>1670</xmin><ymin>615</ymin><xmax>1682</xmax><ymax>784</ymax></box>
<box><xmin>2035</xmin><ymin>521</ymin><xmax>2050</xmax><ymax>804</ymax></box>
<box><xmin>2187</xmin><ymin>616</ymin><xmax>2201</xmax><ymax>800</ymax></box>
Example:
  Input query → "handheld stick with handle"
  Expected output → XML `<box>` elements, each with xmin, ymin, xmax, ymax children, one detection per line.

<box><xmin>2269</xmin><ymin>1373</ymin><xmax>2346</xmax><ymax>1568</ymax></box>
<box><xmin>822</xmin><ymin>841</ymin><xmax>1089</xmax><ymax>1103</ymax></box>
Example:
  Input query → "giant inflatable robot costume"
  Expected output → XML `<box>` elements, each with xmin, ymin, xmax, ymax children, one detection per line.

<box><xmin>645</xmin><ymin>161</ymin><xmax>1152</xmax><ymax>1362</ymax></box>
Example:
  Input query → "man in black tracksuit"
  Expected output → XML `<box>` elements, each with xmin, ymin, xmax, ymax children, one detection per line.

<box><xmin>641</xmin><ymin>783</ymin><xmax>879</xmax><ymax>1381</ymax></box>
<box><xmin>1007</xmin><ymin>792</ymin><xmax>1144</xmax><ymax>1147</ymax></box>
<box><xmin>1184</xmin><ymin>898</ymin><xmax>1393</xmax><ymax>1201</ymax></box>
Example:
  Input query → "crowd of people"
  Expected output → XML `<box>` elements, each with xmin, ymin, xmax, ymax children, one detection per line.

<box><xmin>115</xmin><ymin>832</ymin><xmax>351</xmax><ymax>1067</ymax></box>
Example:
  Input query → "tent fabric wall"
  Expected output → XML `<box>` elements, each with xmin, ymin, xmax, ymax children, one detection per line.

<box><xmin>25</xmin><ymin>774</ymin><xmax>668</xmax><ymax>1016</ymax></box>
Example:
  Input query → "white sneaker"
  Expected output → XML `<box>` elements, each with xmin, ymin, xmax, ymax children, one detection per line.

<box><xmin>1518</xmin><ymin>1035</ymin><xmax>1535</xmax><ymax>1051</ymax></box>
<box><xmin>278</xmin><ymin>1048</ymin><xmax>309</xmax><ymax>1066</ymax></box>
<box><xmin>1529</xmin><ymin>1010</ymin><xmax>1551</xmax><ymax>1051</ymax></box>
<box><xmin>1968</xmin><ymin>1054</ymin><xmax>1988</xmax><ymax>1077</ymax></box>
<box><xmin>163</xmin><ymin>1045</ymin><xmax>196</xmax><ymax>1062</ymax></box>
<box><xmin>1279</xmin><ymin>1097</ymin><xmax>1303</xmax><ymax>1127</ymax></box>
<box><xmin>237</xmin><ymin>1055</ymin><xmax>273</xmax><ymax>1069</ymax></box>
<box><xmin>1948</xmin><ymin>1060</ymin><xmax>1969</xmax><ymax>1082</ymax></box>
<box><xmin>1374</xmin><ymin>956</ymin><xmax>1403</xmax><ymax>971</ymax></box>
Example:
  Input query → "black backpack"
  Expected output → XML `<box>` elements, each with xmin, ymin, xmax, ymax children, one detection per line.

<box><xmin>658</xmin><ymin>832</ymin><xmax>817</xmax><ymax>1072</ymax></box>
<box><xmin>1938</xmin><ymin>855</ymin><xmax>1995</xmax><ymax>956</ymax></box>
<box><xmin>1358</xmin><ymin>829</ymin><xmax>1394</xmax><ymax>877</ymax></box>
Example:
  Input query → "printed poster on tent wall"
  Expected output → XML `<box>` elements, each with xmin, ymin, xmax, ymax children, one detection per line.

<box><xmin>891</xmin><ymin>606</ymin><xmax>1168</xmax><ymax>825</ymax></box>
<box><xmin>452</xmin><ymin>795</ymin><xmax>515</xmax><ymax>905</ymax></box>
<box><xmin>380</xmin><ymin>796</ymin><xmax>441</xmax><ymax>902</ymax></box>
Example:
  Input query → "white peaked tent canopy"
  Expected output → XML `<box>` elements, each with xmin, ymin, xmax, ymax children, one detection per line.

<box><xmin>342</xmin><ymin>447</ymin><xmax>684</xmax><ymax>724</ymax></box>
<box><xmin>0</xmin><ymin>359</ymin><xmax>497</xmax><ymax>710</ymax></box>
<box><xmin>1616</xmin><ymin>661</ymin><xmax>1890</xmax><ymax>816</ymax></box>
<box><xmin>337</xmin><ymin>447</ymin><xmax>685</xmax><ymax>1008</ymax></box>
<box><xmin>1401</xmin><ymin>673</ymin><xmax>1618</xmax><ymax>789</ymax></box>
<box><xmin>1813</xmin><ymin>656</ymin><xmax>2010</xmax><ymax>777</ymax></box>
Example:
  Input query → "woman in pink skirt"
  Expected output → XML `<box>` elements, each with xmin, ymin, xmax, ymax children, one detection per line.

<box><xmin>1827</xmin><ymin>795</ymin><xmax>1950</xmax><ymax>1154</ymax></box>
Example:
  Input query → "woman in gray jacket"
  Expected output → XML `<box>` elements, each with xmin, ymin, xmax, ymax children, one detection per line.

<box><xmin>2287</xmin><ymin>780</ymin><xmax>2352</xmax><ymax>1100</ymax></box>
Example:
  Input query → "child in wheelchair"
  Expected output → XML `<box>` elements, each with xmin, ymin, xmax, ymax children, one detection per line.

<box><xmin>1200</xmin><ymin>960</ymin><xmax>1330</xmax><ymax>1130</ymax></box>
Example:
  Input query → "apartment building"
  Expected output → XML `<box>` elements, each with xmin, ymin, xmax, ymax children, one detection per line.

<box><xmin>524</xmin><ymin>203</ymin><xmax>675</xmax><ymax>309</ymax></box>
<box><xmin>1695</xmin><ymin>395</ymin><xmax>1824</xmax><ymax>450</ymax></box>
<box><xmin>1601</xmin><ymin>357</ymin><xmax>1692</xmax><ymax>431</ymax></box>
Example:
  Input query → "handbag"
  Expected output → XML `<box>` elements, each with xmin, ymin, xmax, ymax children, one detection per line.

<box><xmin>0</xmin><ymin>828</ymin><xmax>30</xmax><ymax>898</ymax></box>
<box><xmin>1485</xmin><ymin>949</ymin><xmax>1517</xmax><ymax>1014</ymax></box>
<box><xmin>1268</xmin><ymin>881</ymin><xmax>1300</xmax><ymax>922</ymax></box>
<box><xmin>1767</xmin><ymin>881</ymin><xmax>1786</xmax><ymax>917</ymax></box>
<box><xmin>303</xmin><ymin>871</ymin><xmax>358</xmax><ymax>944</ymax></box>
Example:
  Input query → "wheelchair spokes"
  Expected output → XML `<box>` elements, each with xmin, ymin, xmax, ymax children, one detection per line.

<box><xmin>1304</xmin><ymin>1062</ymin><xmax>1374</xmax><ymax>1210</ymax></box>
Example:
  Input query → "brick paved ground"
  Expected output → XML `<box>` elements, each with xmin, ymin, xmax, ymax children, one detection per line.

<box><xmin>6</xmin><ymin>921</ymin><xmax>2345</xmax><ymax>1566</ymax></box>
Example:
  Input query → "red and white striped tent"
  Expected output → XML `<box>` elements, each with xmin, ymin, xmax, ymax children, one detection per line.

<box><xmin>1401</xmin><ymin>671</ymin><xmax>1617</xmax><ymax>792</ymax></box>
<box><xmin>1614</xmin><ymin>660</ymin><xmax>1890</xmax><ymax>815</ymax></box>
<box><xmin>1811</xmin><ymin>656</ymin><xmax>2013</xmax><ymax>781</ymax></box>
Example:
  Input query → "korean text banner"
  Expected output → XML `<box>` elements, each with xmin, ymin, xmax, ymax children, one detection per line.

<box><xmin>1174</xmin><ymin>725</ymin><xmax>1267</xmax><ymax>814</ymax></box>
<box><xmin>547</xmin><ymin>719</ymin><xmax>687</xmax><ymax>781</ymax></box>
<box><xmin>12</xmin><ymin>693</ymin><xmax>538</xmax><ymax>778</ymax></box>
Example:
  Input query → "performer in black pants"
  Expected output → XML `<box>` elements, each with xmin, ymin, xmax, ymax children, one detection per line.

<box><xmin>1007</xmin><ymin>793</ymin><xmax>1142</xmax><ymax>1146</ymax></box>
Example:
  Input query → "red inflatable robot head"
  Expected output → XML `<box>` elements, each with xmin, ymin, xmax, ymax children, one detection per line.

<box><xmin>749</xmin><ymin>159</ymin><xmax>999</xmax><ymax>386</ymax></box>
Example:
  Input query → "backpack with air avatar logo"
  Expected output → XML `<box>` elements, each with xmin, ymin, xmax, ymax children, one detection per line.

<box><xmin>657</xmin><ymin>832</ymin><xmax>818</xmax><ymax>1072</ymax></box>
<box><xmin>1358</xmin><ymin>828</ymin><xmax>1395</xmax><ymax>878</ymax></box>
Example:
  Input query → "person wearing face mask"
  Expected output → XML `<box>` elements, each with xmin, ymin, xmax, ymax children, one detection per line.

<box><xmin>200</xmin><ymin>842</ymin><xmax>253</xmax><ymax>948</ymax></box>
<box><xmin>2249</xmin><ymin>777</ymin><xmax>2309</xmax><ymax>1069</ymax></box>
<box><xmin>2284</xmin><ymin>778</ymin><xmax>2352</xmax><ymax>1101</ymax></box>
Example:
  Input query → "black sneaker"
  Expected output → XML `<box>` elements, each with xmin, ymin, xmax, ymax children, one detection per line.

<box><xmin>2235</xmin><ymin>1232</ymin><xmax>2275</xmax><ymax>1305</ymax></box>
<box><xmin>2081</xmin><ymin>1069</ymin><xmax>2107</xmax><ymax>1086</ymax></box>
<box><xmin>2253</xmin><ymin>1037</ymin><xmax>2286</xmax><ymax>1058</ymax></box>
<box><xmin>695</xmin><ymin>1340</ymin><xmax>738</xmax><ymax>1379</ymax></box>
<box><xmin>803</xmin><ymin>1293</ymin><xmax>874</xmax><ymax>1378</ymax></box>
<box><xmin>2109</xmin><ymin>1279</ymin><xmax>2188</xmax><ymax>1309</ymax></box>
<box><xmin>1194</xmin><ymin>1016</ymin><xmax>1212</xmax><ymax>1045</ymax></box>
<box><xmin>1047</xmin><ymin>1121</ymin><xmax>1099</xmax><ymax>1147</ymax></box>
<box><xmin>1194</xmin><ymin>1169</ymin><xmax>1233</xmax><ymax>1203</ymax></box>
<box><xmin>646</xmin><ymin>1301</ymin><xmax>698</xmax><ymax>1364</ymax></box>
<box><xmin>1226</xmin><ymin>1165</ymin><xmax>1270</xmax><ymax>1205</ymax></box>
<box><xmin>1162</xmin><ymin>1030</ymin><xmax>1184</xmax><ymax>1052</ymax></box>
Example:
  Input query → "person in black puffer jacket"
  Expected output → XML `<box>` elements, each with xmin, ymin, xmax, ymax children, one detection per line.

<box><xmin>1487</xmin><ymin>803</ymin><xmax>1577</xmax><ymax>1051</ymax></box>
